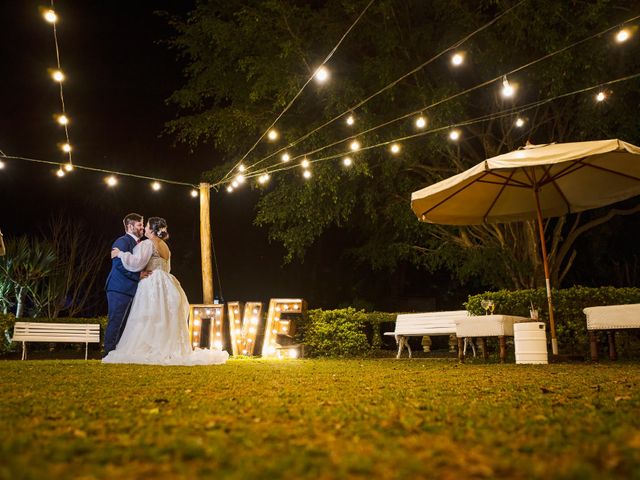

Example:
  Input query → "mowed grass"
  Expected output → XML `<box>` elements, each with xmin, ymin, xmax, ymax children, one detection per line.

<box><xmin>1</xmin><ymin>359</ymin><xmax>640</xmax><ymax>480</ymax></box>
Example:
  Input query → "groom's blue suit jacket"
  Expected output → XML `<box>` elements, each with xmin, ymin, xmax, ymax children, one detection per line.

<box><xmin>105</xmin><ymin>234</ymin><xmax>139</xmax><ymax>297</ymax></box>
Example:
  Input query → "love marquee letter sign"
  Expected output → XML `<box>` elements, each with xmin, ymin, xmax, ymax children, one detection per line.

<box><xmin>188</xmin><ymin>298</ymin><xmax>306</xmax><ymax>357</ymax></box>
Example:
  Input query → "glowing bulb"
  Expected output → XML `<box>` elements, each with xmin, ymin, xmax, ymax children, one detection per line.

<box><xmin>43</xmin><ymin>9</ymin><xmax>57</xmax><ymax>23</ymax></box>
<box><xmin>267</xmin><ymin>129</ymin><xmax>279</xmax><ymax>141</ymax></box>
<box><xmin>515</xmin><ymin>117</ymin><xmax>525</xmax><ymax>128</ymax></box>
<box><xmin>301</xmin><ymin>158</ymin><xmax>310</xmax><ymax>168</ymax></box>
<box><xmin>64</xmin><ymin>163</ymin><xmax>74</xmax><ymax>172</ymax></box>
<box><xmin>303</xmin><ymin>169</ymin><xmax>312</xmax><ymax>179</ymax></box>
<box><xmin>343</xmin><ymin>157</ymin><xmax>352</xmax><ymax>167</ymax></box>
<box><xmin>151</xmin><ymin>181</ymin><xmax>161</xmax><ymax>191</ymax></box>
<box><xmin>346</xmin><ymin>115</ymin><xmax>355</xmax><ymax>126</ymax></box>
<box><xmin>596</xmin><ymin>91</ymin><xmax>606</xmax><ymax>102</ymax></box>
<box><xmin>350</xmin><ymin>140</ymin><xmax>361</xmax><ymax>151</ymax></box>
<box><xmin>0</xmin><ymin>161</ymin><xmax>4</xmax><ymax>169</ymax></box>
<box><xmin>390</xmin><ymin>143</ymin><xmax>401</xmax><ymax>154</ymax></box>
<box><xmin>62</xmin><ymin>143</ymin><xmax>72</xmax><ymax>153</ymax></box>
<box><xmin>56</xmin><ymin>168</ymin><xmax>65</xmax><ymax>177</ymax></box>
<box><xmin>258</xmin><ymin>174</ymin><xmax>270</xmax><ymax>184</ymax></box>
<box><xmin>226</xmin><ymin>186</ymin><xmax>234</xmax><ymax>192</ymax></box>
<box><xmin>281</xmin><ymin>152</ymin><xmax>290</xmax><ymax>163</ymax></box>
<box><xmin>236</xmin><ymin>174</ymin><xmax>245</xmax><ymax>184</ymax></box>
<box><xmin>451</xmin><ymin>52</ymin><xmax>464</xmax><ymax>66</ymax></box>
<box><xmin>52</xmin><ymin>70</ymin><xmax>64</xmax><ymax>82</ymax></box>
<box><xmin>415</xmin><ymin>116</ymin><xmax>427</xmax><ymax>129</ymax></box>
<box><xmin>105</xmin><ymin>176</ymin><xmax>117</xmax><ymax>187</ymax></box>
<box><xmin>191</xmin><ymin>189</ymin><xmax>198</xmax><ymax>197</ymax></box>
<box><xmin>238</xmin><ymin>164</ymin><xmax>246</xmax><ymax>173</ymax></box>
<box><xmin>449</xmin><ymin>129</ymin><xmax>460</xmax><ymax>141</ymax></box>
<box><xmin>57</xmin><ymin>115</ymin><xmax>69</xmax><ymax>125</ymax></box>
<box><xmin>616</xmin><ymin>29</ymin><xmax>630</xmax><ymax>43</ymax></box>
<box><xmin>315</xmin><ymin>66</ymin><xmax>329</xmax><ymax>83</ymax></box>
<box><xmin>501</xmin><ymin>76</ymin><xmax>514</xmax><ymax>97</ymax></box>
<box><xmin>231</xmin><ymin>180</ymin><xmax>238</xmax><ymax>188</ymax></box>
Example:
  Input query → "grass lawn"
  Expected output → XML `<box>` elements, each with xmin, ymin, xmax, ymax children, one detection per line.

<box><xmin>1</xmin><ymin>358</ymin><xmax>639</xmax><ymax>479</ymax></box>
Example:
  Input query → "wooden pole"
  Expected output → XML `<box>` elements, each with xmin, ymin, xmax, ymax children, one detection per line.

<box><xmin>199</xmin><ymin>182</ymin><xmax>214</xmax><ymax>304</ymax></box>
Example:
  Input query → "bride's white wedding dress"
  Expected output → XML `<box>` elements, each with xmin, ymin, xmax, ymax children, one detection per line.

<box><xmin>102</xmin><ymin>239</ymin><xmax>229</xmax><ymax>366</ymax></box>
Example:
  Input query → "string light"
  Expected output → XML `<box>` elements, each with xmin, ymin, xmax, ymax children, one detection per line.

<box><xmin>346</xmin><ymin>114</ymin><xmax>355</xmax><ymax>126</ymax></box>
<box><xmin>303</xmin><ymin>169</ymin><xmax>312</xmax><ymax>179</ymax></box>
<box><xmin>64</xmin><ymin>162</ymin><xmax>74</xmax><ymax>172</ymax></box>
<box><xmin>515</xmin><ymin>117</ymin><xmax>525</xmax><ymax>127</ymax></box>
<box><xmin>227</xmin><ymin>186</ymin><xmax>234</xmax><ymax>193</ymax></box>
<box><xmin>449</xmin><ymin>129</ymin><xmax>461</xmax><ymax>141</ymax></box>
<box><xmin>57</xmin><ymin>115</ymin><xmax>69</xmax><ymax>125</ymax></box>
<box><xmin>343</xmin><ymin>157</ymin><xmax>353</xmax><ymax>167</ymax></box>
<box><xmin>105</xmin><ymin>176</ymin><xmax>117</xmax><ymax>187</ymax></box>
<box><xmin>301</xmin><ymin>158</ymin><xmax>310</xmax><ymax>168</ymax></box>
<box><xmin>61</xmin><ymin>143</ymin><xmax>72</xmax><ymax>153</ymax></box>
<box><xmin>56</xmin><ymin>167</ymin><xmax>65</xmax><ymax>177</ymax></box>
<box><xmin>615</xmin><ymin>28</ymin><xmax>630</xmax><ymax>43</ymax></box>
<box><xmin>390</xmin><ymin>143</ymin><xmax>401</xmax><ymax>154</ymax></box>
<box><xmin>0</xmin><ymin>160</ymin><xmax>4</xmax><ymax>169</ymax></box>
<box><xmin>451</xmin><ymin>52</ymin><xmax>464</xmax><ymax>66</ymax></box>
<box><xmin>151</xmin><ymin>181</ymin><xmax>161</xmax><ymax>191</ymax></box>
<box><xmin>501</xmin><ymin>76</ymin><xmax>515</xmax><ymax>97</ymax></box>
<box><xmin>238</xmin><ymin>164</ymin><xmax>246</xmax><ymax>173</ymax></box>
<box><xmin>51</xmin><ymin>70</ymin><xmax>65</xmax><ymax>82</ymax></box>
<box><xmin>43</xmin><ymin>9</ymin><xmax>57</xmax><ymax>23</ymax></box>
<box><xmin>415</xmin><ymin>115</ymin><xmax>427</xmax><ymax>129</ymax></box>
<box><xmin>235</xmin><ymin>174</ymin><xmax>246</xmax><ymax>184</ymax></box>
<box><xmin>231</xmin><ymin>180</ymin><xmax>239</xmax><ymax>188</ymax></box>
<box><xmin>314</xmin><ymin>66</ymin><xmax>329</xmax><ymax>83</ymax></box>
<box><xmin>350</xmin><ymin>140</ymin><xmax>361</xmax><ymax>151</ymax></box>
<box><xmin>258</xmin><ymin>173</ymin><xmax>270</xmax><ymax>184</ymax></box>
<box><xmin>267</xmin><ymin>129</ymin><xmax>279</xmax><ymax>141</ymax></box>
<box><xmin>191</xmin><ymin>189</ymin><xmax>199</xmax><ymax>197</ymax></box>
<box><xmin>596</xmin><ymin>91</ymin><xmax>606</xmax><ymax>102</ymax></box>
<box><xmin>281</xmin><ymin>152</ymin><xmax>290</xmax><ymax>163</ymax></box>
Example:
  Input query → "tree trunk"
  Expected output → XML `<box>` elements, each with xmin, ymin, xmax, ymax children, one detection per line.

<box><xmin>15</xmin><ymin>286</ymin><xmax>25</xmax><ymax>318</ymax></box>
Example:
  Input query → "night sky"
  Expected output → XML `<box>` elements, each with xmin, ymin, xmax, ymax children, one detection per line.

<box><xmin>0</xmin><ymin>1</ymin><xmax>322</xmax><ymax>310</ymax></box>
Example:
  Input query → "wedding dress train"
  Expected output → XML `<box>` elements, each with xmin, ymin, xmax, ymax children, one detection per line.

<box><xmin>102</xmin><ymin>240</ymin><xmax>229</xmax><ymax>366</ymax></box>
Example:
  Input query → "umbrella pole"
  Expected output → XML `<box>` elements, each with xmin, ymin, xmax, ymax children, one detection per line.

<box><xmin>534</xmin><ymin>188</ymin><xmax>559</xmax><ymax>355</ymax></box>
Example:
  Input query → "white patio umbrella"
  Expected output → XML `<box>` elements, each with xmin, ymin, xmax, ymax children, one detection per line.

<box><xmin>411</xmin><ymin>139</ymin><xmax>640</xmax><ymax>355</ymax></box>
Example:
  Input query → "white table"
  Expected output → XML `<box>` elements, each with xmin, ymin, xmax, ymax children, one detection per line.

<box><xmin>455</xmin><ymin>315</ymin><xmax>528</xmax><ymax>362</ymax></box>
<box><xmin>583</xmin><ymin>304</ymin><xmax>640</xmax><ymax>361</ymax></box>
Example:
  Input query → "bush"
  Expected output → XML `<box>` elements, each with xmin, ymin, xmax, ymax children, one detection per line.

<box><xmin>0</xmin><ymin>315</ymin><xmax>108</xmax><ymax>354</ymax></box>
<box><xmin>466</xmin><ymin>286</ymin><xmax>640</xmax><ymax>356</ymax></box>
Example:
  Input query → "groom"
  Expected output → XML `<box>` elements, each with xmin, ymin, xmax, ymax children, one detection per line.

<box><xmin>104</xmin><ymin>213</ymin><xmax>149</xmax><ymax>356</ymax></box>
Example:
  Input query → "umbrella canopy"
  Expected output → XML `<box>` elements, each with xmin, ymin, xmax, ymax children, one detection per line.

<box><xmin>412</xmin><ymin>139</ymin><xmax>640</xmax><ymax>225</ymax></box>
<box><xmin>411</xmin><ymin>139</ymin><xmax>640</xmax><ymax>355</ymax></box>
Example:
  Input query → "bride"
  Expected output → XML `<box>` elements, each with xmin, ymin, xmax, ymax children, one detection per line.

<box><xmin>102</xmin><ymin>217</ymin><xmax>229</xmax><ymax>366</ymax></box>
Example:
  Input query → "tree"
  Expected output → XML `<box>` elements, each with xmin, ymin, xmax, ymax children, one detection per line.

<box><xmin>167</xmin><ymin>0</ymin><xmax>640</xmax><ymax>293</ymax></box>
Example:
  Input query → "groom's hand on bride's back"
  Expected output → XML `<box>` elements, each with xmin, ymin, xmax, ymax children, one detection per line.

<box><xmin>111</xmin><ymin>248</ymin><xmax>121</xmax><ymax>259</ymax></box>
<box><xmin>140</xmin><ymin>270</ymin><xmax>152</xmax><ymax>279</ymax></box>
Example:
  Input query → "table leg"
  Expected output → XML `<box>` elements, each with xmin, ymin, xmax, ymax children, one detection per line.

<box><xmin>457</xmin><ymin>337</ymin><xmax>465</xmax><ymax>363</ymax></box>
<box><xmin>608</xmin><ymin>331</ymin><xmax>617</xmax><ymax>361</ymax></box>
<box><xmin>480</xmin><ymin>338</ymin><xmax>488</xmax><ymax>360</ymax></box>
<box><xmin>499</xmin><ymin>336</ymin><xmax>506</xmax><ymax>363</ymax></box>
<box><xmin>589</xmin><ymin>331</ymin><xmax>598</xmax><ymax>362</ymax></box>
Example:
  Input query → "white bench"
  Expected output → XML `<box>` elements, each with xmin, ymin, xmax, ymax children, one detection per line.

<box><xmin>384</xmin><ymin>311</ymin><xmax>469</xmax><ymax>358</ymax></box>
<box><xmin>12</xmin><ymin>322</ymin><xmax>101</xmax><ymax>360</ymax></box>
<box><xmin>583</xmin><ymin>304</ymin><xmax>640</xmax><ymax>361</ymax></box>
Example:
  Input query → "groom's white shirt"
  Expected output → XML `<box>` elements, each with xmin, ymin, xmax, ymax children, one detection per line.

<box><xmin>118</xmin><ymin>239</ymin><xmax>154</xmax><ymax>273</ymax></box>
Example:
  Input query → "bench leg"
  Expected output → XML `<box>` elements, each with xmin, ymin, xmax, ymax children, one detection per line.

<box><xmin>21</xmin><ymin>342</ymin><xmax>26</xmax><ymax>361</ymax></box>
<box><xmin>498</xmin><ymin>336</ymin><xmax>507</xmax><ymax>363</ymax></box>
<box><xmin>396</xmin><ymin>336</ymin><xmax>405</xmax><ymax>359</ymax></box>
<box><xmin>608</xmin><ymin>331</ymin><xmax>617</xmax><ymax>361</ymax></box>
<box><xmin>85</xmin><ymin>342</ymin><xmax>89</xmax><ymax>361</ymax></box>
<box><xmin>457</xmin><ymin>337</ymin><xmax>465</xmax><ymax>363</ymax></box>
<box><xmin>480</xmin><ymin>338</ymin><xmax>488</xmax><ymax>360</ymax></box>
<box><xmin>406</xmin><ymin>339</ymin><xmax>412</xmax><ymax>359</ymax></box>
<box><xmin>589</xmin><ymin>331</ymin><xmax>599</xmax><ymax>362</ymax></box>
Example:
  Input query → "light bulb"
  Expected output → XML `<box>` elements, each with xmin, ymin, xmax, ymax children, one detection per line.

<box><xmin>267</xmin><ymin>129</ymin><xmax>278</xmax><ymax>141</ymax></box>
<box><xmin>303</xmin><ymin>169</ymin><xmax>312</xmax><ymax>179</ymax></box>
<box><xmin>190</xmin><ymin>189</ymin><xmax>198</xmax><ymax>197</ymax></box>
<box><xmin>62</xmin><ymin>143</ymin><xmax>72</xmax><ymax>153</ymax></box>
<box><xmin>105</xmin><ymin>176</ymin><xmax>117</xmax><ymax>187</ymax></box>
<box><xmin>238</xmin><ymin>164</ymin><xmax>245</xmax><ymax>172</ymax></box>
<box><xmin>236</xmin><ymin>174</ymin><xmax>245</xmax><ymax>184</ymax></box>
<box><xmin>44</xmin><ymin>9</ymin><xmax>57</xmax><ymax>23</ymax></box>
<box><xmin>343</xmin><ymin>157</ymin><xmax>352</xmax><ymax>167</ymax></box>
<box><xmin>151</xmin><ymin>181</ymin><xmax>161</xmax><ymax>191</ymax></box>
<box><xmin>56</xmin><ymin>168</ymin><xmax>65</xmax><ymax>177</ymax></box>
<box><xmin>231</xmin><ymin>180</ymin><xmax>238</xmax><ymax>188</ymax></box>
<box><xmin>390</xmin><ymin>143</ymin><xmax>401</xmax><ymax>154</ymax></box>
<box><xmin>57</xmin><ymin>115</ymin><xmax>69</xmax><ymax>125</ymax></box>
<box><xmin>301</xmin><ymin>158</ymin><xmax>310</xmax><ymax>168</ymax></box>
<box><xmin>346</xmin><ymin>115</ymin><xmax>355</xmax><ymax>126</ymax></box>
<box><xmin>52</xmin><ymin>70</ymin><xmax>64</xmax><ymax>82</ymax></box>
<box><xmin>451</xmin><ymin>52</ymin><xmax>464</xmax><ymax>66</ymax></box>
<box><xmin>350</xmin><ymin>140</ymin><xmax>361</xmax><ymax>151</ymax></box>
<box><xmin>281</xmin><ymin>152</ymin><xmax>290</xmax><ymax>163</ymax></box>
<box><xmin>449</xmin><ymin>129</ymin><xmax>460</xmax><ymax>141</ymax></box>
<box><xmin>595</xmin><ymin>91</ymin><xmax>606</xmax><ymax>102</ymax></box>
<box><xmin>64</xmin><ymin>163</ymin><xmax>74</xmax><ymax>172</ymax></box>
<box><xmin>415</xmin><ymin>116</ymin><xmax>427</xmax><ymax>129</ymax></box>
<box><xmin>615</xmin><ymin>29</ymin><xmax>630</xmax><ymax>43</ymax></box>
<box><xmin>315</xmin><ymin>66</ymin><xmax>329</xmax><ymax>83</ymax></box>
<box><xmin>515</xmin><ymin>117</ymin><xmax>525</xmax><ymax>128</ymax></box>
<box><xmin>227</xmin><ymin>186</ymin><xmax>234</xmax><ymax>193</ymax></box>
<box><xmin>0</xmin><ymin>161</ymin><xmax>5</xmax><ymax>169</ymax></box>
<box><xmin>501</xmin><ymin>76</ymin><xmax>514</xmax><ymax>97</ymax></box>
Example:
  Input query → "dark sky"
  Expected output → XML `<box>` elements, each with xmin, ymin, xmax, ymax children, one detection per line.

<box><xmin>0</xmin><ymin>0</ymin><xmax>326</xmax><ymax>309</ymax></box>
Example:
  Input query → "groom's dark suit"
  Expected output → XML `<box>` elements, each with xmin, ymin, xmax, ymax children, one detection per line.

<box><xmin>104</xmin><ymin>233</ymin><xmax>140</xmax><ymax>355</ymax></box>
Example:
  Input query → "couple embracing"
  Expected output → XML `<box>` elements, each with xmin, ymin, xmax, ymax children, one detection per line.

<box><xmin>103</xmin><ymin>213</ymin><xmax>228</xmax><ymax>366</ymax></box>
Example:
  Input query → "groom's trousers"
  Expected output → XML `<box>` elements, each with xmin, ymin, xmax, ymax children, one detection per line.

<box><xmin>104</xmin><ymin>291</ymin><xmax>134</xmax><ymax>356</ymax></box>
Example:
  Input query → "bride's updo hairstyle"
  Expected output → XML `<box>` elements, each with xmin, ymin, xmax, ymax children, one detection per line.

<box><xmin>148</xmin><ymin>217</ymin><xmax>169</xmax><ymax>240</ymax></box>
